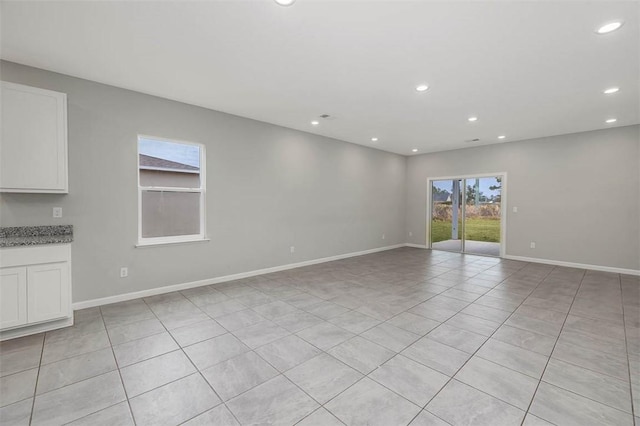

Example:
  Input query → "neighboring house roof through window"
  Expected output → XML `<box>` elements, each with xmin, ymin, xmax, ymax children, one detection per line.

<box><xmin>433</xmin><ymin>191</ymin><xmax>451</xmax><ymax>203</ymax></box>
<box><xmin>139</xmin><ymin>153</ymin><xmax>200</xmax><ymax>173</ymax></box>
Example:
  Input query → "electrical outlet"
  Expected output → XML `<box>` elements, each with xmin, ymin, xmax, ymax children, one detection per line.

<box><xmin>382</xmin><ymin>234</ymin><xmax>385</xmax><ymax>240</ymax></box>
<box><xmin>512</xmin><ymin>206</ymin><xmax>518</xmax><ymax>213</ymax></box>
<box><xmin>530</xmin><ymin>242</ymin><xmax>536</xmax><ymax>249</ymax></box>
<box><xmin>409</xmin><ymin>231</ymin><xmax>413</xmax><ymax>237</ymax></box>
<box><xmin>120</xmin><ymin>267</ymin><xmax>128</xmax><ymax>278</ymax></box>
<box><xmin>53</xmin><ymin>207</ymin><xmax>63</xmax><ymax>218</ymax></box>
<box><xmin>290</xmin><ymin>246</ymin><xmax>295</xmax><ymax>254</ymax></box>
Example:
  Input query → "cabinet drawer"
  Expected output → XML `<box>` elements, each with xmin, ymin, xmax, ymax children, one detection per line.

<box><xmin>1</xmin><ymin>244</ymin><xmax>70</xmax><ymax>268</ymax></box>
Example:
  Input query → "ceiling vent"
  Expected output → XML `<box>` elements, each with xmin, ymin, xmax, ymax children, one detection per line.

<box><xmin>319</xmin><ymin>114</ymin><xmax>336</xmax><ymax>120</ymax></box>
<box><xmin>465</xmin><ymin>138</ymin><xmax>481</xmax><ymax>143</ymax></box>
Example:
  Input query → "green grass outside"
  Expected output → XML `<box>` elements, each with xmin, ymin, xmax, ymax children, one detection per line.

<box><xmin>431</xmin><ymin>218</ymin><xmax>500</xmax><ymax>243</ymax></box>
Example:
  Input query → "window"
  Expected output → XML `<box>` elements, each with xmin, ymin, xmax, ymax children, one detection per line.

<box><xmin>137</xmin><ymin>136</ymin><xmax>206</xmax><ymax>246</ymax></box>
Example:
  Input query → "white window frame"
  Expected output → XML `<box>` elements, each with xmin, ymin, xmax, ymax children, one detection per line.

<box><xmin>136</xmin><ymin>135</ymin><xmax>207</xmax><ymax>247</ymax></box>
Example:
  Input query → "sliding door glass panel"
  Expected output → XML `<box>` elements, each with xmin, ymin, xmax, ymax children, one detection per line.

<box><xmin>430</xmin><ymin>179</ymin><xmax>463</xmax><ymax>252</ymax></box>
<box><xmin>463</xmin><ymin>176</ymin><xmax>501</xmax><ymax>256</ymax></box>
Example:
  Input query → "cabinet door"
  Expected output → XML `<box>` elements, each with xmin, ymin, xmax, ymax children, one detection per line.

<box><xmin>27</xmin><ymin>262</ymin><xmax>70</xmax><ymax>323</ymax></box>
<box><xmin>0</xmin><ymin>81</ymin><xmax>68</xmax><ymax>193</ymax></box>
<box><xmin>0</xmin><ymin>267</ymin><xmax>27</xmax><ymax>329</ymax></box>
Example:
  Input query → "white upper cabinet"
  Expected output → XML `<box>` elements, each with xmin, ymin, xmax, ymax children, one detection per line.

<box><xmin>1</xmin><ymin>81</ymin><xmax>68</xmax><ymax>193</ymax></box>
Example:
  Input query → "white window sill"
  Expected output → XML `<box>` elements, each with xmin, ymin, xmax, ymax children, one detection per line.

<box><xmin>136</xmin><ymin>238</ymin><xmax>210</xmax><ymax>248</ymax></box>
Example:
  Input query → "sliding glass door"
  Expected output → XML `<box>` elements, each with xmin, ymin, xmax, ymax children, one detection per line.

<box><xmin>463</xmin><ymin>177</ymin><xmax>502</xmax><ymax>256</ymax></box>
<box><xmin>430</xmin><ymin>175</ymin><xmax>503</xmax><ymax>257</ymax></box>
<box><xmin>430</xmin><ymin>179</ymin><xmax>463</xmax><ymax>253</ymax></box>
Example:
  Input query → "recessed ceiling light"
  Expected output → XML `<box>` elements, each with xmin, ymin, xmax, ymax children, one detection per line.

<box><xmin>468</xmin><ymin>117</ymin><xmax>478</xmax><ymax>122</ymax></box>
<box><xmin>596</xmin><ymin>21</ymin><xmax>623</xmax><ymax>34</ymax></box>
<box><xmin>412</xmin><ymin>148</ymin><xmax>418</xmax><ymax>152</ymax></box>
<box><xmin>498</xmin><ymin>135</ymin><xmax>506</xmax><ymax>139</ymax></box>
<box><xmin>415</xmin><ymin>84</ymin><xmax>429</xmax><ymax>92</ymax></box>
<box><xmin>371</xmin><ymin>137</ymin><xmax>378</xmax><ymax>142</ymax></box>
<box><xmin>274</xmin><ymin>0</ymin><xmax>295</xmax><ymax>6</ymax></box>
<box><xmin>606</xmin><ymin>118</ymin><xmax>617</xmax><ymax>124</ymax></box>
<box><xmin>604</xmin><ymin>87</ymin><xmax>620</xmax><ymax>94</ymax></box>
<box><xmin>311</xmin><ymin>120</ymin><xmax>319</xmax><ymax>126</ymax></box>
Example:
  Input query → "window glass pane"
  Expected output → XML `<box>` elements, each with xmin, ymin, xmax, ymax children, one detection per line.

<box><xmin>139</xmin><ymin>138</ymin><xmax>200</xmax><ymax>188</ymax></box>
<box><xmin>141</xmin><ymin>190</ymin><xmax>200</xmax><ymax>238</ymax></box>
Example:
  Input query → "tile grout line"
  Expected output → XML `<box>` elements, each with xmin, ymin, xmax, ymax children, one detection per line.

<box><xmin>111</xmin><ymin>281</ymin><xmax>319</xmax><ymax>418</ymax></box>
<box><xmin>221</xmin><ymin>255</ymin><xmax>489</xmax><ymax>422</ymax></box>
<box><xmin>518</xmin><ymin>268</ymin><xmax>586</xmax><ymax>425</ymax></box>
<box><xmin>379</xmin><ymin>260</ymin><xmax>532</xmax><ymax>420</ymax></box>
<box><xmin>13</xmin><ymin>251</ymin><xmax>630</xmax><ymax>426</ymax></box>
<box><xmin>538</xmin><ymin>348</ymin><xmax>630</xmax><ymax>384</ymax></box>
<box><xmin>100</xmin><ymin>306</ymin><xmax>137</xmax><ymax>426</ymax></box>
<box><xmin>190</xmin><ymin>275</ymin><xmax>379</xmax><ymax>425</ymax></box>
<box><xmin>407</xmin><ymin>262</ymin><xmax>559</xmax><ymax>426</ymax></box>
<box><xmin>542</xmin><ymin>285</ymin><xmax>639</xmax><ymax>416</ymax></box>
<box><xmin>167</xmin><ymin>277</ymin><xmax>370</xmax><ymax>423</ymax></box>
<box><xmin>21</xmin><ymin>278</ymin><xmax>456</xmax><ymax>425</ymax></box>
<box><xmin>314</xmin><ymin>259</ymin><xmax>531</xmax><ymax>424</ymax></box>
<box><xmin>140</xmin><ymin>297</ymin><xmax>245</xmax><ymax>426</ymax></box>
<box><xmin>51</xmin><ymin>309</ymin><xmax>135</xmax><ymax>426</ymax></box>
<box><xmin>18</xmin><ymin>286</ymin><xmax>306</xmax><ymax>424</ymax></box>
<box><xmin>618</xmin><ymin>275</ymin><xmax>637</xmax><ymax>426</ymax></box>
<box><xmin>293</xmin><ymin>406</ymin><xmax>346</xmax><ymax>426</ymax></box>
<box><xmin>27</xmin><ymin>334</ymin><xmax>45</xmax><ymax>426</ymax></box>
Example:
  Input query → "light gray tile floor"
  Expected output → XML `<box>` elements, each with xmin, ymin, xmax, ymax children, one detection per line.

<box><xmin>1</xmin><ymin>247</ymin><xmax>638</xmax><ymax>425</ymax></box>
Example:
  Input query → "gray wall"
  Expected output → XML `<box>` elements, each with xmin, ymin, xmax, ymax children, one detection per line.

<box><xmin>2</xmin><ymin>61</ymin><xmax>637</xmax><ymax>306</ymax></box>
<box><xmin>0</xmin><ymin>61</ymin><xmax>407</xmax><ymax>303</ymax></box>
<box><xmin>406</xmin><ymin>125</ymin><xmax>640</xmax><ymax>271</ymax></box>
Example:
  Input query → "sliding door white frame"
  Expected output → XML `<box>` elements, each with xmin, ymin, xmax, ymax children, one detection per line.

<box><xmin>426</xmin><ymin>172</ymin><xmax>507</xmax><ymax>257</ymax></box>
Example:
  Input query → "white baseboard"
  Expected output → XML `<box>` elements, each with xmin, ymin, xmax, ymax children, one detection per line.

<box><xmin>72</xmin><ymin>243</ymin><xmax>639</xmax><ymax>311</ymax></box>
<box><xmin>1</xmin><ymin>316</ymin><xmax>73</xmax><ymax>341</ymax></box>
<box><xmin>405</xmin><ymin>243</ymin><xmax>428</xmax><ymax>249</ymax></box>
<box><xmin>503</xmin><ymin>255</ymin><xmax>640</xmax><ymax>276</ymax></box>
<box><xmin>403</xmin><ymin>245</ymin><xmax>640</xmax><ymax>276</ymax></box>
<box><xmin>72</xmin><ymin>244</ymin><xmax>405</xmax><ymax>310</ymax></box>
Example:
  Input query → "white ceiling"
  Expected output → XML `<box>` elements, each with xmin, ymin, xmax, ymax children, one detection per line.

<box><xmin>1</xmin><ymin>1</ymin><xmax>638</xmax><ymax>155</ymax></box>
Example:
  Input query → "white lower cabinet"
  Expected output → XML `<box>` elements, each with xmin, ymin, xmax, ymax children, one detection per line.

<box><xmin>27</xmin><ymin>262</ymin><xmax>70</xmax><ymax>323</ymax></box>
<box><xmin>0</xmin><ymin>245</ymin><xmax>72</xmax><ymax>339</ymax></box>
<box><xmin>0</xmin><ymin>267</ymin><xmax>27</xmax><ymax>329</ymax></box>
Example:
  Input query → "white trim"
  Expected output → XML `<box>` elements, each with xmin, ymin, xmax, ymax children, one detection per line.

<box><xmin>139</xmin><ymin>166</ymin><xmax>200</xmax><ymax>174</ymax></box>
<box><xmin>427</xmin><ymin>173</ymin><xmax>507</xmax><ymax>257</ymax></box>
<box><xmin>407</xmin><ymin>245</ymin><xmax>639</xmax><ymax>275</ymax></box>
<box><xmin>137</xmin><ymin>135</ymin><xmax>207</xmax><ymax>246</ymax></box>
<box><xmin>141</xmin><ymin>187</ymin><xmax>202</xmax><ymax>193</ymax></box>
<box><xmin>136</xmin><ymin>233</ymin><xmax>207</xmax><ymax>247</ymax></box>
<box><xmin>72</xmin><ymin>244</ymin><xmax>405</xmax><ymax>310</ymax></box>
<box><xmin>1</xmin><ymin>316</ymin><xmax>73</xmax><ymax>342</ymax></box>
<box><xmin>136</xmin><ymin>238</ymin><xmax>211</xmax><ymax>248</ymax></box>
<box><xmin>503</xmin><ymin>255</ymin><xmax>640</xmax><ymax>276</ymax></box>
<box><xmin>71</xmin><ymin>243</ymin><xmax>639</xmax><ymax>311</ymax></box>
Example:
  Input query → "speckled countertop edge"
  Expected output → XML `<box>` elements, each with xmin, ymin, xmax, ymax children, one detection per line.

<box><xmin>0</xmin><ymin>225</ymin><xmax>73</xmax><ymax>247</ymax></box>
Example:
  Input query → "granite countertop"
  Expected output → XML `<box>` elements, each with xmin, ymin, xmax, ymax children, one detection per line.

<box><xmin>0</xmin><ymin>225</ymin><xmax>73</xmax><ymax>247</ymax></box>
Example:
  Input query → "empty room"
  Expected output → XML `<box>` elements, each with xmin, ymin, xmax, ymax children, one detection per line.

<box><xmin>0</xmin><ymin>1</ymin><xmax>639</xmax><ymax>425</ymax></box>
